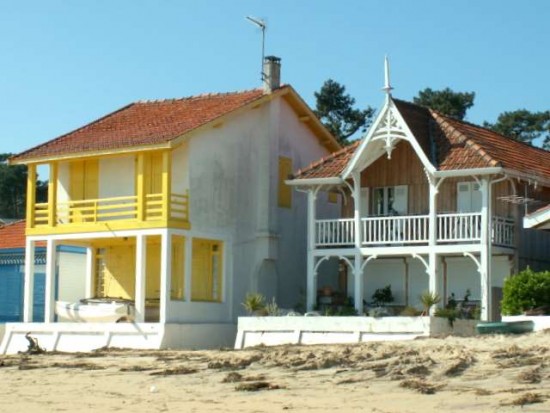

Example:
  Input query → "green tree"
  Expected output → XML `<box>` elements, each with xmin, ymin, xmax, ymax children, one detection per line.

<box><xmin>413</xmin><ymin>87</ymin><xmax>475</xmax><ymax>120</ymax></box>
<box><xmin>0</xmin><ymin>154</ymin><xmax>47</xmax><ymax>219</ymax></box>
<box><xmin>314</xmin><ymin>79</ymin><xmax>375</xmax><ymax>144</ymax></box>
<box><xmin>484</xmin><ymin>109</ymin><xmax>550</xmax><ymax>146</ymax></box>
<box><xmin>501</xmin><ymin>268</ymin><xmax>550</xmax><ymax>315</ymax></box>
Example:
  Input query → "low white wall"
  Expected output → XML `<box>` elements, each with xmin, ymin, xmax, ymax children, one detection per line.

<box><xmin>502</xmin><ymin>315</ymin><xmax>550</xmax><ymax>331</ymax></box>
<box><xmin>235</xmin><ymin>316</ymin><xmax>478</xmax><ymax>349</ymax></box>
<box><xmin>1</xmin><ymin>322</ymin><xmax>237</xmax><ymax>354</ymax></box>
<box><xmin>0</xmin><ymin>324</ymin><xmax>4</xmax><ymax>346</ymax></box>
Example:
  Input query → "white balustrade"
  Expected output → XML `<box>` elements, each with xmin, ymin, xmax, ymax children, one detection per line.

<box><xmin>313</xmin><ymin>213</ymin><xmax>515</xmax><ymax>248</ymax></box>
<box><xmin>315</xmin><ymin>218</ymin><xmax>355</xmax><ymax>246</ymax></box>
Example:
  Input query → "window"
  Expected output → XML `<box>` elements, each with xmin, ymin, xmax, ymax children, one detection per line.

<box><xmin>457</xmin><ymin>182</ymin><xmax>481</xmax><ymax>212</ymax></box>
<box><xmin>191</xmin><ymin>238</ymin><xmax>223</xmax><ymax>302</ymax></box>
<box><xmin>170</xmin><ymin>235</ymin><xmax>185</xmax><ymax>301</ymax></box>
<box><xmin>70</xmin><ymin>159</ymin><xmax>98</xmax><ymax>200</ymax></box>
<box><xmin>372</xmin><ymin>185</ymin><xmax>408</xmax><ymax>215</ymax></box>
<box><xmin>278</xmin><ymin>157</ymin><xmax>292</xmax><ymax>208</ymax></box>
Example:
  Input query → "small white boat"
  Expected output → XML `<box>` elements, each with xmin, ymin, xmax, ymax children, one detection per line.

<box><xmin>55</xmin><ymin>298</ymin><xmax>135</xmax><ymax>323</ymax></box>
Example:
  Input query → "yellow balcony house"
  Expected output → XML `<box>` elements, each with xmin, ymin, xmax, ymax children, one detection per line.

<box><xmin>1</xmin><ymin>57</ymin><xmax>341</xmax><ymax>354</ymax></box>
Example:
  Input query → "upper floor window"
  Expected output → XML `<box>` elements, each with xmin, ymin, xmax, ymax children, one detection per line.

<box><xmin>457</xmin><ymin>182</ymin><xmax>481</xmax><ymax>212</ymax></box>
<box><xmin>372</xmin><ymin>185</ymin><xmax>408</xmax><ymax>216</ymax></box>
<box><xmin>278</xmin><ymin>157</ymin><xmax>292</xmax><ymax>208</ymax></box>
<box><xmin>70</xmin><ymin>159</ymin><xmax>98</xmax><ymax>200</ymax></box>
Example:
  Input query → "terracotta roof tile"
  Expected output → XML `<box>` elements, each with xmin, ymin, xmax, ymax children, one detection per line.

<box><xmin>292</xmin><ymin>98</ymin><xmax>550</xmax><ymax>181</ymax></box>
<box><xmin>12</xmin><ymin>88</ymin><xmax>271</xmax><ymax>162</ymax></box>
<box><xmin>293</xmin><ymin>141</ymin><xmax>359</xmax><ymax>179</ymax></box>
<box><xmin>0</xmin><ymin>221</ymin><xmax>45</xmax><ymax>249</ymax></box>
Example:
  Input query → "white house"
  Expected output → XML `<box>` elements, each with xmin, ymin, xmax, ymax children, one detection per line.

<box><xmin>287</xmin><ymin>61</ymin><xmax>550</xmax><ymax>321</ymax></box>
<box><xmin>0</xmin><ymin>57</ymin><xmax>341</xmax><ymax>353</ymax></box>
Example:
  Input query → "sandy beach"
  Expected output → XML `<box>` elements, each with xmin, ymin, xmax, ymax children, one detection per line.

<box><xmin>0</xmin><ymin>331</ymin><xmax>548</xmax><ymax>413</ymax></box>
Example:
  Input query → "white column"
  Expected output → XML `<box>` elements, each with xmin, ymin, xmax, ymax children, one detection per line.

<box><xmin>353</xmin><ymin>253</ymin><xmax>363</xmax><ymax>313</ymax></box>
<box><xmin>352</xmin><ymin>171</ymin><xmax>362</xmax><ymax>247</ymax></box>
<box><xmin>306</xmin><ymin>189</ymin><xmax>317</xmax><ymax>311</ymax></box>
<box><xmin>134</xmin><ymin>234</ymin><xmax>147</xmax><ymax>323</ymax></box>
<box><xmin>479</xmin><ymin>178</ymin><xmax>491</xmax><ymax>321</ymax></box>
<box><xmin>84</xmin><ymin>247</ymin><xmax>94</xmax><ymax>298</ymax></box>
<box><xmin>184</xmin><ymin>236</ymin><xmax>192</xmax><ymax>302</ymax></box>
<box><xmin>428</xmin><ymin>177</ymin><xmax>439</xmax><ymax>314</ymax></box>
<box><xmin>44</xmin><ymin>239</ymin><xmax>57</xmax><ymax>323</ymax></box>
<box><xmin>351</xmin><ymin>171</ymin><xmax>364</xmax><ymax>313</ymax></box>
<box><xmin>23</xmin><ymin>239</ymin><xmax>35</xmax><ymax>322</ymax></box>
<box><xmin>159</xmin><ymin>230</ymin><xmax>172</xmax><ymax>323</ymax></box>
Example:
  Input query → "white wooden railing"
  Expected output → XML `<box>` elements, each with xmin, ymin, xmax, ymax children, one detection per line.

<box><xmin>492</xmin><ymin>216</ymin><xmax>515</xmax><ymax>247</ymax></box>
<box><xmin>314</xmin><ymin>213</ymin><xmax>515</xmax><ymax>248</ymax></box>
<box><xmin>437</xmin><ymin>212</ymin><xmax>482</xmax><ymax>243</ymax></box>
<box><xmin>362</xmin><ymin>215</ymin><xmax>429</xmax><ymax>245</ymax></box>
<box><xmin>315</xmin><ymin>218</ymin><xmax>355</xmax><ymax>246</ymax></box>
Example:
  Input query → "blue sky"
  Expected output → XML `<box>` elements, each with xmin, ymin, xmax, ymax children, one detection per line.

<box><xmin>1</xmin><ymin>0</ymin><xmax>549</xmax><ymax>155</ymax></box>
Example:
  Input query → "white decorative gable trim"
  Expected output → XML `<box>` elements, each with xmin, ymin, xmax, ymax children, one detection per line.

<box><xmin>342</xmin><ymin>99</ymin><xmax>436</xmax><ymax>179</ymax></box>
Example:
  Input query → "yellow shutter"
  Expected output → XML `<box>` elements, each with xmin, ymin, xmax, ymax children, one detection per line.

<box><xmin>191</xmin><ymin>238</ymin><xmax>223</xmax><ymax>302</ymax></box>
<box><xmin>84</xmin><ymin>159</ymin><xmax>98</xmax><ymax>199</ymax></box>
<box><xmin>278</xmin><ymin>156</ymin><xmax>292</xmax><ymax>208</ymax></box>
<box><xmin>144</xmin><ymin>153</ymin><xmax>163</xmax><ymax>195</ymax></box>
<box><xmin>170</xmin><ymin>235</ymin><xmax>185</xmax><ymax>300</ymax></box>
<box><xmin>70</xmin><ymin>161</ymin><xmax>85</xmax><ymax>200</ymax></box>
<box><xmin>69</xmin><ymin>160</ymin><xmax>98</xmax><ymax>200</ymax></box>
<box><xmin>328</xmin><ymin>192</ymin><xmax>338</xmax><ymax>203</ymax></box>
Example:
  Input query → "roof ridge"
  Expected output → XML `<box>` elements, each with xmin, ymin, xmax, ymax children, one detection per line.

<box><xmin>135</xmin><ymin>87</ymin><xmax>266</xmax><ymax>104</ymax></box>
<box><xmin>430</xmin><ymin>110</ymin><xmax>501</xmax><ymax>167</ymax></box>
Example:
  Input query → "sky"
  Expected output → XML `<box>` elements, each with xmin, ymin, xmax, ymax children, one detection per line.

<box><xmin>1</xmin><ymin>0</ymin><xmax>549</xmax><ymax>156</ymax></box>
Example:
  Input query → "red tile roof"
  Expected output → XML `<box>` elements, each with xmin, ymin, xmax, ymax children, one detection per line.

<box><xmin>293</xmin><ymin>98</ymin><xmax>550</xmax><ymax>182</ymax></box>
<box><xmin>293</xmin><ymin>141</ymin><xmax>359</xmax><ymax>179</ymax></box>
<box><xmin>12</xmin><ymin>88</ymin><xmax>272</xmax><ymax>162</ymax></box>
<box><xmin>0</xmin><ymin>221</ymin><xmax>46</xmax><ymax>249</ymax></box>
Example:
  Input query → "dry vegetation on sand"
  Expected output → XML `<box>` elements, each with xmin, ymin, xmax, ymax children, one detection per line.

<box><xmin>0</xmin><ymin>331</ymin><xmax>548</xmax><ymax>412</ymax></box>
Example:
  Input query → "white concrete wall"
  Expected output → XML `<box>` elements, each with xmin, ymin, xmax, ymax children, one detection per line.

<box><xmin>274</xmin><ymin>100</ymin><xmax>341</xmax><ymax>309</ymax></box>
<box><xmin>57</xmin><ymin>250</ymin><xmax>87</xmax><ymax>302</ymax></box>
<box><xmin>98</xmin><ymin>155</ymin><xmax>134</xmax><ymax>198</ymax></box>
<box><xmin>57</xmin><ymin>162</ymin><xmax>70</xmax><ymax>204</ymax></box>
<box><xmin>172</xmin><ymin>142</ymin><xmax>190</xmax><ymax>195</ymax></box>
<box><xmin>180</xmin><ymin>95</ymin><xmax>337</xmax><ymax>323</ymax></box>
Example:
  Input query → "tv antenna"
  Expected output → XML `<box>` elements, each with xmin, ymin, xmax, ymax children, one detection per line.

<box><xmin>245</xmin><ymin>16</ymin><xmax>266</xmax><ymax>82</ymax></box>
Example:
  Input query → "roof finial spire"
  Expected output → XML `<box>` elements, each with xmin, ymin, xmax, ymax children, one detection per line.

<box><xmin>382</xmin><ymin>55</ymin><xmax>393</xmax><ymax>98</ymax></box>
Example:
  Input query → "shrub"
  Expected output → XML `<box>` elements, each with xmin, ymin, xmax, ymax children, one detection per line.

<box><xmin>400</xmin><ymin>306</ymin><xmax>422</xmax><ymax>316</ymax></box>
<box><xmin>501</xmin><ymin>268</ymin><xmax>550</xmax><ymax>315</ymax></box>
<box><xmin>242</xmin><ymin>293</ymin><xmax>266</xmax><ymax>315</ymax></box>
<box><xmin>372</xmin><ymin>285</ymin><xmax>394</xmax><ymax>306</ymax></box>
<box><xmin>420</xmin><ymin>291</ymin><xmax>441</xmax><ymax>315</ymax></box>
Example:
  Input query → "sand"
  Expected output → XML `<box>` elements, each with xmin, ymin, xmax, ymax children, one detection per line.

<box><xmin>0</xmin><ymin>331</ymin><xmax>548</xmax><ymax>413</ymax></box>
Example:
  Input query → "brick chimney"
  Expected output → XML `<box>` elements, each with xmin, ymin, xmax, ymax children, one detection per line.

<box><xmin>263</xmin><ymin>56</ymin><xmax>281</xmax><ymax>93</ymax></box>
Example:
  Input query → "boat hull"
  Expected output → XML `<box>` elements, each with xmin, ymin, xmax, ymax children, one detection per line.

<box><xmin>55</xmin><ymin>299</ymin><xmax>135</xmax><ymax>323</ymax></box>
<box><xmin>476</xmin><ymin>320</ymin><xmax>534</xmax><ymax>335</ymax></box>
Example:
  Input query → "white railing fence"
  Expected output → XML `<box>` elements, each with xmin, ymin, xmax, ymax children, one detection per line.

<box><xmin>362</xmin><ymin>215</ymin><xmax>429</xmax><ymax>245</ymax></box>
<box><xmin>314</xmin><ymin>213</ymin><xmax>515</xmax><ymax>248</ymax></box>
<box><xmin>315</xmin><ymin>218</ymin><xmax>354</xmax><ymax>246</ymax></box>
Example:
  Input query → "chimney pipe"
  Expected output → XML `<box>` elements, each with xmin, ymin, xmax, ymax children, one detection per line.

<box><xmin>263</xmin><ymin>56</ymin><xmax>281</xmax><ymax>93</ymax></box>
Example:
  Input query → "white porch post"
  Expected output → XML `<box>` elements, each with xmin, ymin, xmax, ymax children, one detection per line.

<box><xmin>84</xmin><ymin>247</ymin><xmax>94</xmax><ymax>298</ymax></box>
<box><xmin>353</xmin><ymin>253</ymin><xmax>363</xmax><ymax>313</ymax></box>
<box><xmin>352</xmin><ymin>171</ymin><xmax>364</xmax><ymax>313</ymax></box>
<box><xmin>479</xmin><ymin>178</ymin><xmax>491</xmax><ymax>321</ymax></box>
<box><xmin>134</xmin><ymin>234</ymin><xmax>147</xmax><ymax>323</ymax></box>
<box><xmin>23</xmin><ymin>239</ymin><xmax>35</xmax><ymax>322</ymax></box>
<box><xmin>44</xmin><ymin>239</ymin><xmax>57</xmax><ymax>323</ymax></box>
<box><xmin>306</xmin><ymin>188</ymin><xmax>317</xmax><ymax>312</ymax></box>
<box><xmin>428</xmin><ymin>176</ymin><xmax>439</xmax><ymax>314</ymax></box>
<box><xmin>159</xmin><ymin>230</ymin><xmax>172</xmax><ymax>323</ymax></box>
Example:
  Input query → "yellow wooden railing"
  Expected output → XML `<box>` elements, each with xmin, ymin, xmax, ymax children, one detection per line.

<box><xmin>30</xmin><ymin>190</ymin><xmax>189</xmax><ymax>228</ymax></box>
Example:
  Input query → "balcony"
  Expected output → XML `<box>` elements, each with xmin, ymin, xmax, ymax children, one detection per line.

<box><xmin>315</xmin><ymin>213</ymin><xmax>515</xmax><ymax>249</ymax></box>
<box><xmin>27</xmin><ymin>191</ymin><xmax>189</xmax><ymax>235</ymax></box>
